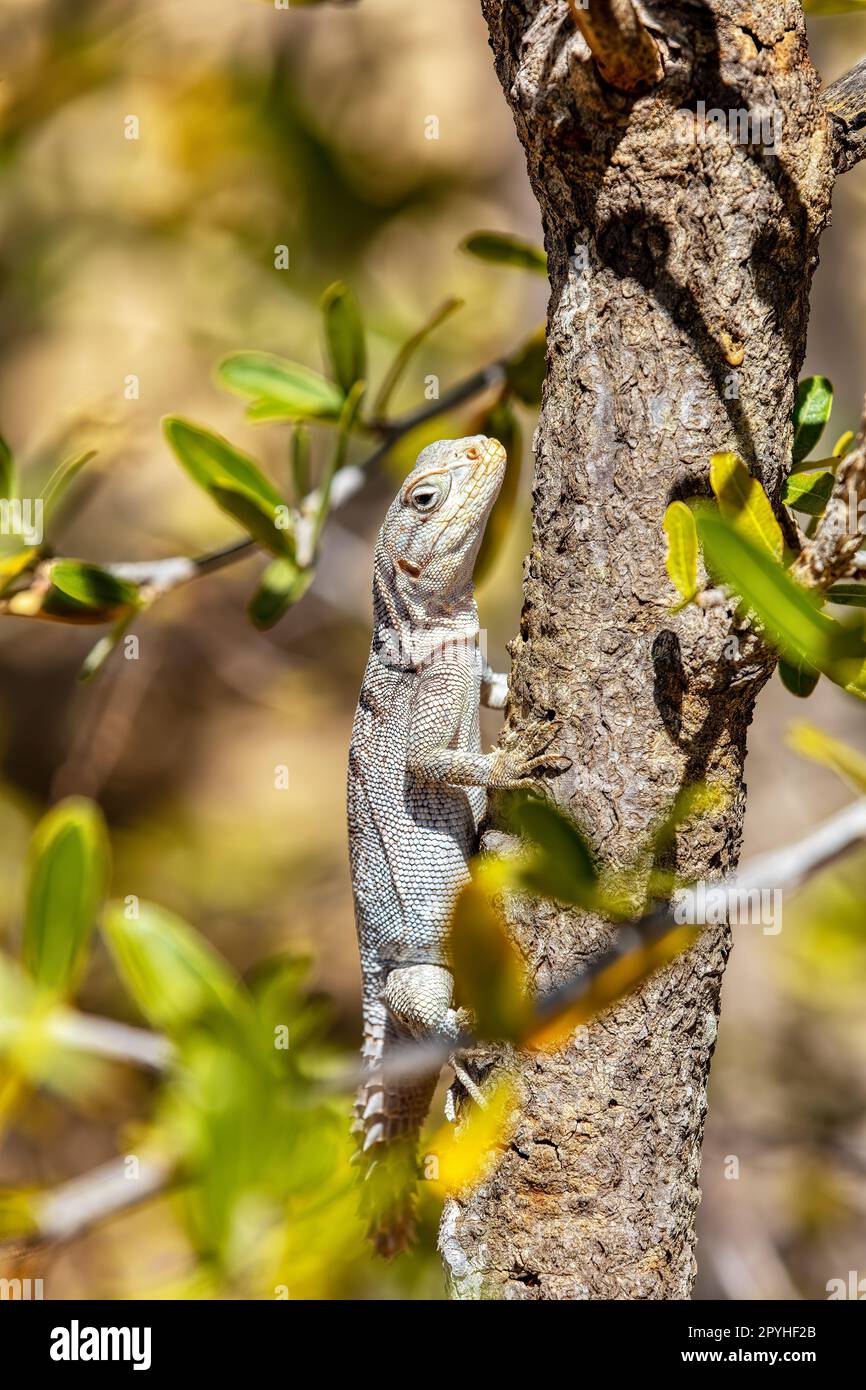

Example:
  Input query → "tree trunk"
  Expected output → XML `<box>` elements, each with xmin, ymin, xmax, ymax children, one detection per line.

<box><xmin>441</xmin><ymin>0</ymin><xmax>834</xmax><ymax>1299</ymax></box>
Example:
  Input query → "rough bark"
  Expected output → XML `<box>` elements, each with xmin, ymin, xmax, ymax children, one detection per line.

<box><xmin>441</xmin><ymin>0</ymin><xmax>834</xmax><ymax>1299</ymax></box>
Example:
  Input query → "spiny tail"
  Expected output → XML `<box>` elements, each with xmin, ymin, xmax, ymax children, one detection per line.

<box><xmin>352</xmin><ymin>993</ymin><xmax>438</xmax><ymax>1258</ymax></box>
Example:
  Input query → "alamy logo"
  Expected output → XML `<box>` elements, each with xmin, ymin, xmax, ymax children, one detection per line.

<box><xmin>0</xmin><ymin>1277</ymin><xmax>43</xmax><ymax>1299</ymax></box>
<box><xmin>827</xmin><ymin>1270</ymin><xmax>866</xmax><ymax>1300</ymax></box>
<box><xmin>673</xmin><ymin>882</ymin><xmax>782</xmax><ymax>935</ymax></box>
<box><xmin>674</xmin><ymin>100</ymin><xmax>782</xmax><ymax>154</ymax></box>
<box><xmin>50</xmin><ymin>1320</ymin><xmax>152</xmax><ymax>1371</ymax></box>
<box><xmin>376</xmin><ymin>625</ymin><xmax>486</xmax><ymax>671</ymax></box>
<box><xmin>0</xmin><ymin>496</ymin><xmax>43</xmax><ymax>545</ymax></box>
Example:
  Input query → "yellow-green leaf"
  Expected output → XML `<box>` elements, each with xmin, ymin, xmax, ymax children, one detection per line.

<box><xmin>0</xmin><ymin>548</ymin><xmax>38</xmax><ymax>596</ymax></box>
<box><xmin>783</xmin><ymin>468</ymin><xmax>834</xmax><ymax>517</ymax></box>
<box><xmin>505</xmin><ymin>792</ymin><xmax>598</xmax><ymax>908</ymax></box>
<box><xmin>0</xmin><ymin>434</ymin><xmax>16</xmax><ymax>500</ymax></box>
<box><xmin>787</xmin><ymin>721</ymin><xmax>866</xmax><ymax>795</ymax></box>
<box><xmin>696</xmin><ymin>512</ymin><xmax>866</xmax><ymax>683</ymax></box>
<box><xmin>23</xmin><ymin>799</ymin><xmax>110</xmax><ymax>995</ymax></box>
<box><xmin>217</xmin><ymin>351</ymin><xmax>345</xmax><ymax>421</ymax></box>
<box><xmin>527</xmin><ymin>922</ymin><xmax>698</xmax><ymax>1050</ymax></box>
<box><xmin>49</xmin><ymin>560</ymin><xmax>140</xmax><ymax>613</ymax></box>
<box><xmin>321</xmin><ymin>282</ymin><xmax>366</xmax><ymax>395</ymax></box>
<box><xmin>102</xmin><ymin>900</ymin><xmax>240</xmax><ymax>1033</ymax></box>
<box><xmin>709</xmin><ymin>452</ymin><xmax>784</xmax><ymax>558</ymax></box>
<box><xmin>450</xmin><ymin>860</ymin><xmax>530</xmax><ymax>1042</ymax></box>
<box><xmin>163</xmin><ymin>417</ymin><xmax>293</xmax><ymax>558</ymax></box>
<box><xmin>833</xmin><ymin>430</ymin><xmax>854</xmax><ymax>458</ymax></box>
<box><xmin>663</xmin><ymin>500</ymin><xmax>699</xmax><ymax>605</ymax></box>
<box><xmin>41</xmin><ymin>450</ymin><xmax>98</xmax><ymax>523</ymax></box>
<box><xmin>424</xmin><ymin>1078</ymin><xmax>516</xmax><ymax>1196</ymax></box>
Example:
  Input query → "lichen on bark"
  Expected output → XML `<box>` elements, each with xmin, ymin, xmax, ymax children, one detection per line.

<box><xmin>442</xmin><ymin>0</ymin><xmax>835</xmax><ymax>1300</ymax></box>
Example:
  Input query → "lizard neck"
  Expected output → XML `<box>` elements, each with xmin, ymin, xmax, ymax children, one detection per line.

<box><xmin>371</xmin><ymin>553</ymin><xmax>479</xmax><ymax>671</ymax></box>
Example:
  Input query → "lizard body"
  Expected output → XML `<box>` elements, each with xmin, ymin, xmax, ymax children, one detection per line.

<box><xmin>347</xmin><ymin>435</ymin><xmax>566</xmax><ymax>1255</ymax></box>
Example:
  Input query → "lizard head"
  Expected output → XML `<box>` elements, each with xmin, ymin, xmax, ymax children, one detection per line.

<box><xmin>378</xmin><ymin>435</ymin><xmax>507</xmax><ymax>612</ymax></box>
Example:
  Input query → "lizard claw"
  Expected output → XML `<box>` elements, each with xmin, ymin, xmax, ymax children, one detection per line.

<box><xmin>498</xmin><ymin>720</ymin><xmax>571</xmax><ymax>786</ymax></box>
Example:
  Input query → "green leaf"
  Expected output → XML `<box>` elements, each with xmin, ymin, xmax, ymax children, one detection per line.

<box><xmin>663</xmin><ymin>501</ymin><xmax>699</xmax><ymax>606</ymax></box>
<box><xmin>460</xmin><ymin>231</ymin><xmax>548</xmax><ymax>275</ymax></box>
<box><xmin>474</xmin><ymin>398</ymin><xmax>521</xmax><ymax>585</ymax></box>
<box><xmin>372</xmin><ymin>297</ymin><xmax>463</xmax><ymax>419</ymax></box>
<box><xmin>793</xmin><ymin>376</ymin><xmax>833</xmax><ymax>464</ymax></box>
<box><xmin>6</xmin><ymin>560</ymin><xmax>140</xmax><ymax>626</ymax></box>
<box><xmin>217</xmin><ymin>352</ymin><xmax>345</xmax><ymax>421</ymax></box>
<box><xmin>505</xmin><ymin>792</ymin><xmax>598</xmax><ymax>907</ymax></box>
<box><xmin>709</xmin><ymin>452</ymin><xmax>784</xmax><ymax>558</ymax></box>
<box><xmin>787</xmin><ymin>721</ymin><xmax>866</xmax><ymax>795</ymax></box>
<box><xmin>23</xmin><ymin>799</ymin><xmax>110</xmax><ymax>995</ymax></box>
<box><xmin>828</xmin><ymin>583</ymin><xmax>866</xmax><ymax>608</ymax></box>
<box><xmin>290</xmin><ymin>424</ymin><xmax>311</xmax><ymax>501</ymax></box>
<box><xmin>163</xmin><ymin>417</ymin><xmax>292</xmax><ymax>557</ymax></box>
<box><xmin>783</xmin><ymin>468</ymin><xmax>834</xmax><ymax>517</ymax></box>
<box><xmin>248</xmin><ymin>556</ymin><xmax>314</xmax><ymax>630</ymax></box>
<box><xmin>49</xmin><ymin>560</ymin><xmax>140</xmax><ymax>613</ymax></box>
<box><xmin>78</xmin><ymin>613</ymin><xmax>136</xmax><ymax>683</ymax></box>
<box><xmin>6</xmin><ymin>579</ymin><xmax>128</xmax><ymax>625</ymax></box>
<box><xmin>321</xmin><ymin>281</ymin><xmax>366</xmax><ymax>395</ymax></box>
<box><xmin>41</xmin><ymin>450</ymin><xmax>98</xmax><ymax>523</ymax></box>
<box><xmin>102</xmin><ymin>900</ymin><xmax>240</xmax><ymax>1032</ymax></box>
<box><xmin>0</xmin><ymin>434</ymin><xmax>16</xmax><ymax>500</ymax></box>
<box><xmin>450</xmin><ymin>861</ymin><xmax>530</xmax><ymax>1042</ymax></box>
<box><xmin>504</xmin><ymin>325</ymin><xmax>547</xmax><ymax>406</ymax></box>
<box><xmin>696</xmin><ymin>512</ymin><xmax>866</xmax><ymax>682</ymax></box>
<box><xmin>778</xmin><ymin>656</ymin><xmax>820</xmax><ymax>699</ymax></box>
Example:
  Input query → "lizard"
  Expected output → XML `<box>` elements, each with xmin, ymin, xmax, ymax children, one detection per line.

<box><xmin>347</xmin><ymin>433</ymin><xmax>569</xmax><ymax>1256</ymax></box>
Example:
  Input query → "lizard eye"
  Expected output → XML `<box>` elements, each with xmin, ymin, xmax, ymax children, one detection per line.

<box><xmin>465</xmin><ymin>446</ymin><xmax>480</xmax><ymax>460</ymax></box>
<box><xmin>407</xmin><ymin>474</ymin><xmax>449</xmax><ymax>513</ymax></box>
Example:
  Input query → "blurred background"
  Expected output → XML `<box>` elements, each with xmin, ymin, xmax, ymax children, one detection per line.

<box><xmin>0</xmin><ymin>0</ymin><xmax>864</xmax><ymax>1300</ymax></box>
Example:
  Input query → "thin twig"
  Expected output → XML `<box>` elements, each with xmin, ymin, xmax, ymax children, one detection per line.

<box><xmin>49</xmin><ymin>1010</ymin><xmax>174</xmax><ymax>1071</ymax></box>
<box><xmin>32</xmin><ymin>1154</ymin><xmax>174</xmax><ymax>1242</ymax></box>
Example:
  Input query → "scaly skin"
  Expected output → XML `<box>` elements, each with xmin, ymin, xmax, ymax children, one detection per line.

<box><xmin>347</xmin><ymin>435</ymin><xmax>568</xmax><ymax>1255</ymax></box>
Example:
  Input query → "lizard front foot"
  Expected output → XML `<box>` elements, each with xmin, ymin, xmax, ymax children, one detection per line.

<box><xmin>495</xmin><ymin>719</ymin><xmax>572</xmax><ymax>789</ymax></box>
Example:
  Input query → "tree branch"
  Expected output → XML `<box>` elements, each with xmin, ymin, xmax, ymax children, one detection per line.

<box><xmin>823</xmin><ymin>57</ymin><xmax>866</xmax><ymax>176</ymax></box>
<box><xmin>28</xmin><ymin>1154</ymin><xmax>173</xmax><ymax>1242</ymax></box>
<box><xmin>568</xmin><ymin>0</ymin><xmax>663</xmax><ymax>94</ymax></box>
<box><xmin>49</xmin><ymin>1009</ymin><xmax>173</xmax><ymax>1071</ymax></box>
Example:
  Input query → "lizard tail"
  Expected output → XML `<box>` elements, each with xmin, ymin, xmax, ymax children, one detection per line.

<box><xmin>352</xmin><ymin>994</ymin><xmax>438</xmax><ymax>1258</ymax></box>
